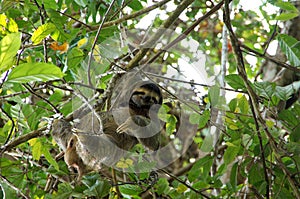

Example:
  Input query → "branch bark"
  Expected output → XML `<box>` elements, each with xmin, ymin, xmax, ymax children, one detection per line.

<box><xmin>0</xmin><ymin>127</ymin><xmax>45</xmax><ymax>154</ymax></box>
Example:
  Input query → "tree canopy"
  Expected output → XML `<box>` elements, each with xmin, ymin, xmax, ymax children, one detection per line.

<box><xmin>0</xmin><ymin>0</ymin><xmax>300</xmax><ymax>198</ymax></box>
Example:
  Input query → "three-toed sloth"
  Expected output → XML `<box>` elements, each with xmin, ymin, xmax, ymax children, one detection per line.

<box><xmin>52</xmin><ymin>81</ymin><xmax>163</xmax><ymax>181</ymax></box>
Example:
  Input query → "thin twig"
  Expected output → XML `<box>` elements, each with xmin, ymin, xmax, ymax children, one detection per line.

<box><xmin>94</xmin><ymin>0</ymin><xmax>171</xmax><ymax>29</ymax></box>
<box><xmin>263</xmin><ymin>20</ymin><xmax>279</xmax><ymax>55</ymax></box>
<box><xmin>144</xmin><ymin>0</ymin><xmax>226</xmax><ymax>66</ymax></box>
<box><xmin>242</xmin><ymin>44</ymin><xmax>300</xmax><ymax>73</ymax></box>
<box><xmin>56</xmin><ymin>10</ymin><xmax>93</xmax><ymax>30</ymax></box>
<box><xmin>159</xmin><ymin>169</ymin><xmax>211</xmax><ymax>199</ymax></box>
<box><xmin>87</xmin><ymin>0</ymin><xmax>117</xmax><ymax>87</ymax></box>
<box><xmin>0</xmin><ymin>174</ymin><xmax>29</xmax><ymax>199</ymax></box>
<box><xmin>33</xmin><ymin>0</ymin><xmax>48</xmax><ymax>62</ymax></box>
<box><xmin>125</xmin><ymin>0</ymin><xmax>195</xmax><ymax>70</ymax></box>
<box><xmin>0</xmin><ymin>107</ymin><xmax>16</xmax><ymax>145</ymax></box>
<box><xmin>146</xmin><ymin>72</ymin><xmax>246</xmax><ymax>93</ymax></box>
<box><xmin>223</xmin><ymin>1</ymin><xmax>272</xmax><ymax>197</ymax></box>
<box><xmin>23</xmin><ymin>84</ymin><xmax>60</xmax><ymax>114</ymax></box>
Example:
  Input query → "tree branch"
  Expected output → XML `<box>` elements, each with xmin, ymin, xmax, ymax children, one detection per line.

<box><xmin>99</xmin><ymin>0</ymin><xmax>171</xmax><ymax>29</ymax></box>
<box><xmin>242</xmin><ymin>44</ymin><xmax>300</xmax><ymax>73</ymax></box>
<box><xmin>0</xmin><ymin>127</ymin><xmax>45</xmax><ymax>154</ymax></box>
<box><xmin>125</xmin><ymin>0</ymin><xmax>195</xmax><ymax>70</ymax></box>
<box><xmin>223</xmin><ymin>0</ymin><xmax>300</xmax><ymax>198</ymax></box>
<box><xmin>0</xmin><ymin>174</ymin><xmax>29</xmax><ymax>199</ymax></box>
<box><xmin>145</xmin><ymin>0</ymin><xmax>225</xmax><ymax>66</ymax></box>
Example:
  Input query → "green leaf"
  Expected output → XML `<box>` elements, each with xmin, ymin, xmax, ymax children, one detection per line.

<box><xmin>188</xmin><ymin>155</ymin><xmax>213</xmax><ymax>182</ymax></box>
<box><xmin>275</xmin><ymin>0</ymin><xmax>299</xmax><ymax>12</ymax></box>
<box><xmin>31</xmin><ymin>23</ymin><xmax>56</xmax><ymax>44</ymax></box>
<box><xmin>238</xmin><ymin>95</ymin><xmax>249</xmax><ymax>114</ymax></box>
<box><xmin>67</xmin><ymin>47</ymin><xmax>84</xmax><ymax>69</ymax></box>
<box><xmin>277</xmin><ymin>34</ymin><xmax>300</xmax><ymax>67</ymax></box>
<box><xmin>276</xmin><ymin>81</ymin><xmax>300</xmax><ymax>101</ymax></box>
<box><xmin>290</xmin><ymin>125</ymin><xmax>300</xmax><ymax>142</ymax></box>
<box><xmin>119</xmin><ymin>184</ymin><xmax>143</xmax><ymax>195</ymax></box>
<box><xmin>166</xmin><ymin>114</ymin><xmax>177</xmax><ymax>135</ymax></box>
<box><xmin>128</xmin><ymin>0</ymin><xmax>143</xmax><ymax>10</ymax></box>
<box><xmin>228</xmin><ymin>98</ymin><xmax>238</xmax><ymax>112</ymax></box>
<box><xmin>7</xmin><ymin>62</ymin><xmax>64</xmax><ymax>83</ymax></box>
<box><xmin>224</xmin><ymin>139</ymin><xmax>241</xmax><ymax>165</ymax></box>
<box><xmin>155</xmin><ymin>178</ymin><xmax>169</xmax><ymax>195</ymax></box>
<box><xmin>200</xmin><ymin>132</ymin><xmax>213</xmax><ymax>152</ymax></box>
<box><xmin>83</xmin><ymin>179</ymin><xmax>110</xmax><ymax>197</ymax></box>
<box><xmin>43</xmin><ymin>147</ymin><xmax>59</xmax><ymax>170</ymax></box>
<box><xmin>230</xmin><ymin>162</ymin><xmax>238</xmax><ymax>190</ymax></box>
<box><xmin>208</xmin><ymin>85</ymin><xmax>220</xmax><ymax>107</ymax></box>
<box><xmin>275</xmin><ymin>12</ymin><xmax>299</xmax><ymax>21</ymax></box>
<box><xmin>248</xmin><ymin>164</ymin><xmax>264</xmax><ymax>185</ymax></box>
<box><xmin>279</xmin><ymin>109</ymin><xmax>298</xmax><ymax>127</ymax></box>
<box><xmin>189</xmin><ymin>110</ymin><xmax>210</xmax><ymax>128</ymax></box>
<box><xmin>225</xmin><ymin>74</ymin><xmax>245</xmax><ymax>90</ymax></box>
<box><xmin>74</xmin><ymin>0</ymin><xmax>88</xmax><ymax>7</ymax></box>
<box><xmin>254</xmin><ymin>82</ymin><xmax>276</xmax><ymax>99</ymax></box>
<box><xmin>242</xmin><ymin>134</ymin><xmax>252</xmax><ymax>149</ymax></box>
<box><xmin>0</xmin><ymin>32</ymin><xmax>21</xmax><ymax>73</ymax></box>
<box><xmin>53</xmin><ymin>183</ymin><xmax>73</xmax><ymax>199</ymax></box>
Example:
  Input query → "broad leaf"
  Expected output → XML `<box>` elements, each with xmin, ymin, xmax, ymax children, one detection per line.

<box><xmin>7</xmin><ymin>62</ymin><xmax>64</xmax><ymax>83</ymax></box>
<box><xmin>188</xmin><ymin>155</ymin><xmax>213</xmax><ymax>182</ymax></box>
<box><xmin>277</xmin><ymin>34</ymin><xmax>300</xmax><ymax>67</ymax></box>
<box><xmin>238</xmin><ymin>95</ymin><xmax>249</xmax><ymax>114</ymax></box>
<box><xmin>119</xmin><ymin>184</ymin><xmax>143</xmax><ymax>195</ymax></box>
<box><xmin>189</xmin><ymin>109</ymin><xmax>210</xmax><ymax>128</ymax></box>
<box><xmin>200</xmin><ymin>132</ymin><xmax>213</xmax><ymax>152</ymax></box>
<box><xmin>155</xmin><ymin>178</ymin><xmax>169</xmax><ymax>195</ymax></box>
<box><xmin>43</xmin><ymin>147</ymin><xmax>59</xmax><ymax>170</ymax></box>
<box><xmin>275</xmin><ymin>12</ymin><xmax>299</xmax><ymax>21</ymax></box>
<box><xmin>0</xmin><ymin>32</ymin><xmax>21</xmax><ymax>72</ymax></box>
<box><xmin>208</xmin><ymin>85</ymin><xmax>220</xmax><ymax>107</ymax></box>
<box><xmin>254</xmin><ymin>82</ymin><xmax>276</xmax><ymax>99</ymax></box>
<box><xmin>275</xmin><ymin>1</ymin><xmax>299</xmax><ymax>12</ymax></box>
<box><xmin>224</xmin><ymin>139</ymin><xmax>241</xmax><ymax>165</ymax></box>
<box><xmin>225</xmin><ymin>74</ymin><xmax>245</xmax><ymax>90</ymax></box>
<box><xmin>128</xmin><ymin>0</ymin><xmax>143</xmax><ymax>10</ymax></box>
<box><xmin>275</xmin><ymin>81</ymin><xmax>300</xmax><ymax>101</ymax></box>
<box><xmin>28</xmin><ymin>138</ymin><xmax>42</xmax><ymax>161</ymax></box>
<box><xmin>31</xmin><ymin>23</ymin><xmax>56</xmax><ymax>44</ymax></box>
<box><xmin>230</xmin><ymin>162</ymin><xmax>238</xmax><ymax>190</ymax></box>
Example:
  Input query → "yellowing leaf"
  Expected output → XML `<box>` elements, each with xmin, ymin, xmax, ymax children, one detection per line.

<box><xmin>29</xmin><ymin>138</ymin><xmax>42</xmax><ymax>160</ymax></box>
<box><xmin>125</xmin><ymin>158</ymin><xmax>133</xmax><ymax>165</ymax></box>
<box><xmin>116</xmin><ymin>158</ymin><xmax>133</xmax><ymax>168</ymax></box>
<box><xmin>49</xmin><ymin>41</ymin><xmax>69</xmax><ymax>54</ymax></box>
<box><xmin>176</xmin><ymin>184</ymin><xmax>187</xmax><ymax>193</ymax></box>
<box><xmin>77</xmin><ymin>37</ymin><xmax>88</xmax><ymax>48</ymax></box>
<box><xmin>266</xmin><ymin>120</ymin><xmax>274</xmax><ymax>128</ymax></box>
<box><xmin>229</xmin><ymin>124</ymin><xmax>239</xmax><ymax>130</ymax></box>
<box><xmin>93</xmin><ymin>45</ymin><xmax>102</xmax><ymax>63</ymax></box>
<box><xmin>31</xmin><ymin>23</ymin><xmax>56</xmax><ymax>44</ymax></box>
<box><xmin>116</xmin><ymin>161</ymin><xmax>128</xmax><ymax>169</ymax></box>
<box><xmin>0</xmin><ymin>14</ymin><xmax>18</xmax><ymax>35</ymax></box>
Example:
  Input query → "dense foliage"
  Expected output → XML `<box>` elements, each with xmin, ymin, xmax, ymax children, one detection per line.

<box><xmin>0</xmin><ymin>0</ymin><xmax>300</xmax><ymax>198</ymax></box>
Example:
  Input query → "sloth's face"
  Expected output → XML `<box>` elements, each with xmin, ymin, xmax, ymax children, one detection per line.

<box><xmin>129</xmin><ymin>83</ymin><xmax>162</xmax><ymax>111</ymax></box>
